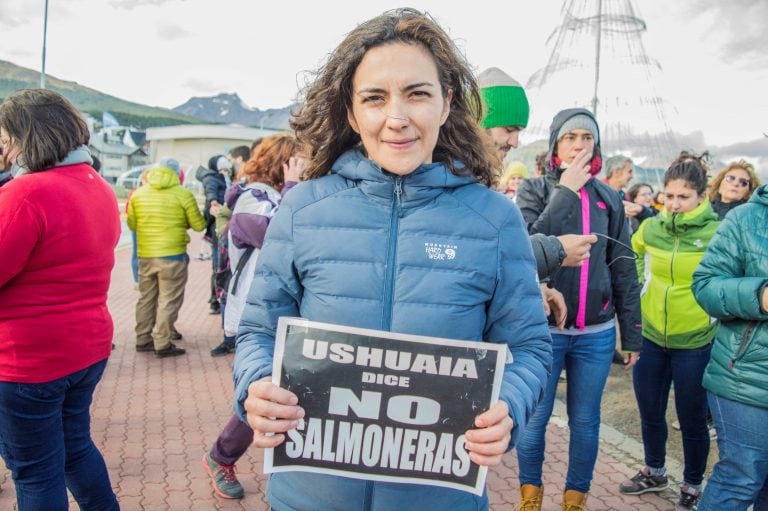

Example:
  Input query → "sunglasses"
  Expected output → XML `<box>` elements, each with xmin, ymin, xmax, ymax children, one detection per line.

<box><xmin>725</xmin><ymin>174</ymin><xmax>750</xmax><ymax>188</ymax></box>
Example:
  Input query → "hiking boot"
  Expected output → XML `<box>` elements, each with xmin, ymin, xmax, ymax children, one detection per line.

<box><xmin>515</xmin><ymin>484</ymin><xmax>543</xmax><ymax>511</ymax></box>
<box><xmin>619</xmin><ymin>467</ymin><xmax>669</xmax><ymax>494</ymax></box>
<box><xmin>202</xmin><ymin>451</ymin><xmax>244</xmax><ymax>499</ymax></box>
<box><xmin>210</xmin><ymin>340</ymin><xmax>236</xmax><ymax>357</ymax></box>
<box><xmin>675</xmin><ymin>484</ymin><xmax>701</xmax><ymax>510</ymax></box>
<box><xmin>155</xmin><ymin>343</ymin><xmax>185</xmax><ymax>358</ymax></box>
<box><xmin>561</xmin><ymin>489</ymin><xmax>588</xmax><ymax>511</ymax></box>
<box><xmin>171</xmin><ymin>330</ymin><xmax>183</xmax><ymax>341</ymax></box>
<box><xmin>136</xmin><ymin>342</ymin><xmax>154</xmax><ymax>352</ymax></box>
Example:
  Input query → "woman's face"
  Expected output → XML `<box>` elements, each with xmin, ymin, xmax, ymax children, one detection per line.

<box><xmin>504</xmin><ymin>174</ymin><xmax>524</xmax><ymax>196</ymax></box>
<box><xmin>0</xmin><ymin>127</ymin><xmax>20</xmax><ymax>166</ymax></box>
<box><xmin>555</xmin><ymin>129</ymin><xmax>595</xmax><ymax>165</ymax></box>
<box><xmin>718</xmin><ymin>167</ymin><xmax>751</xmax><ymax>203</ymax></box>
<box><xmin>664</xmin><ymin>179</ymin><xmax>704</xmax><ymax>214</ymax></box>
<box><xmin>633</xmin><ymin>185</ymin><xmax>653</xmax><ymax>207</ymax></box>
<box><xmin>347</xmin><ymin>43</ymin><xmax>452</xmax><ymax>176</ymax></box>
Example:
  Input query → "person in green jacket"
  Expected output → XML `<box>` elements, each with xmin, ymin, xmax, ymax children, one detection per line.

<box><xmin>127</xmin><ymin>159</ymin><xmax>206</xmax><ymax>357</ymax></box>
<box><xmin>692</xmin><ymin>184</ymin><xmax>768</xmax><ymax>510</ymax></box>
<box><xmin>619</xmin><ymin>159</ymin><xmax>719</xmax><ymax>511</ymax></box>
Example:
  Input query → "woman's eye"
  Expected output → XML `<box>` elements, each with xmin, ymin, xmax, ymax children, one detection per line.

<box><xmin>362</xmin><ymin>95</ymin><xmax>383</xmax><ymax>103</ymax></box>
<box><xmin>411</xmin><ymin>90</ymin><xmax>430</xmax><ymax>98</ymax></box>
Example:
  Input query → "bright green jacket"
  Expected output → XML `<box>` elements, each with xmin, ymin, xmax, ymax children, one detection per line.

<box><xmin>631</xmin><ymin>200</ymin><xmax>719</xmax><ymax>349</ymax></box>
<box><xmin>126</xmin><ymin>167</ymin><xmax>206</xmax><ymax>258</ymax></box>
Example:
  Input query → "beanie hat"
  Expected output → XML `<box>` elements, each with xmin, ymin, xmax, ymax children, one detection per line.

<box><xmin>216</xmin><ymin>155</ymin><xmax>232</xmax><ymax>171</ymax></box>
<box><xmin>502</xmin><ymin>160</ymin><xmax>529</xmax><ymax>180</ymax></box>
<box><xmin>478</xmin><ymin>67</ymin><xmax>529</xmax><ymax>129</ymax></box>
<box><xmin>159</xmin><ymin>156</ymin><xmax>181</xmax><ymax>175</ymax></box>
<box><xmin>556</xmin><ymin>114</ymin><xmax>599</xmax><ymax>144</ymax></box>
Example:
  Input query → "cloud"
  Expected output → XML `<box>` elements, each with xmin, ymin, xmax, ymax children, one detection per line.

<box><xmin>182</xmin><ymin>79</ymin><xmax>226</xmax><ymax>95</ymax></box>
<box><xmin>108</xmin><ymin>0</ymin><xmax>177</xmax><ymax>10</ymax></box>
<box><xmin>683</xmin><ymin>0</ymin><xmax>768</xmax><ymax>67</ymax></box>
<box><xmin>157</xmin><ymin>23</ymin><xmax>191</xmax><ymax>40</ymax></box>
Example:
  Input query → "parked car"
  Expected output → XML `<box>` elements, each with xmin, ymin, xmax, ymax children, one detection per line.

<box><xmin>116</xmin><ymin>165</ymin><xmax>149</xmax><ymax>190</ymax></box>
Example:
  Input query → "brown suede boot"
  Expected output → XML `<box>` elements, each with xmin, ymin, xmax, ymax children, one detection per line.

<box><xmin>561</xmin><ymin>489</ymin><xmax>588</xmax><ymax>510</ymax></box>
<box><xmin>515</xmin><ymin>484</ymin><xmax>543</xmax><ymax>511</ymax></box>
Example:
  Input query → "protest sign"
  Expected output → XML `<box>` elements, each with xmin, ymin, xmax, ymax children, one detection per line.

<box><xmin>264</xmin><ymin>317</ymin><xmax>507</xmax><ymax>495</ymax></box>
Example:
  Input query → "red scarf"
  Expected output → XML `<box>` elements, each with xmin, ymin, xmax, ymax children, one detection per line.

<box><xmin>551</xmin><ymin>155</ymin><xmax>603</xmax><ymax>176</ymax></box>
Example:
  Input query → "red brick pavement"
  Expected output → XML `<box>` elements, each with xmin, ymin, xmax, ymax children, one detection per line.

<box><xmin>0</xmin><ymin>244</ymin><xmax>678</xmax><ymax>510</ymax></box>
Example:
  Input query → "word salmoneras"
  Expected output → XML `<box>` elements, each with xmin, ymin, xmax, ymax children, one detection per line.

<box><xmin>280</xmin><ymin>338</ymin><xmax>483</xmax><ymax>478</ymax></box>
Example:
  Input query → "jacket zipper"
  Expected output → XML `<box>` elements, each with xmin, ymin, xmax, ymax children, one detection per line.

<box><xmin>729</xmin><ymin>321</ymin><xmax>756</xmax><ymax>371</ymax></box>
<box><xmin>381</xmin><ymin>177</ymin><xmax>403</xmax><ymax>331</ymax></box>
<box><xmin>663</xmin><ymin>215</ymin><xmax>679</xmax><ymax>349</ymax></box>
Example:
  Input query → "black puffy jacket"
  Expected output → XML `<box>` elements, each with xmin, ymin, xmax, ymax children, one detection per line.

<box><xmin>516</xmin><ymin>108</ymin><xmax>642</xmax><ymax>351</ymax></box>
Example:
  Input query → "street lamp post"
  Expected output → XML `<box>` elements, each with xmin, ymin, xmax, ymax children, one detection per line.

<box><xmin>41</xmin><ymin>0</ymin><xmax>49</xmax><ymax>88</ymax></box>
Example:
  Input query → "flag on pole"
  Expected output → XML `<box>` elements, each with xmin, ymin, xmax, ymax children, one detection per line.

<box><xmin>102</xmin><ymin>111</ymin><xmax>119</xmax><ymax>127</ymax></box>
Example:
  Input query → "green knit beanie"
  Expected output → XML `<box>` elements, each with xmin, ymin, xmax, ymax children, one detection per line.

<box><xmin>478</xmin><ymin>67</ymin><xmax>529</xmax><ymax>129</ymax></box>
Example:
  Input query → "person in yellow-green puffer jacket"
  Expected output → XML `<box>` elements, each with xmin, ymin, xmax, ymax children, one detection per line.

<box><xmin>619</xmin><ymin>156</ymin><xmax>719</xmax><ymax>510</ymax></box>
<box><xmin>127</xmin><ymin>158</ymin><xmax>206</xmax><ymax>358</ymax></box>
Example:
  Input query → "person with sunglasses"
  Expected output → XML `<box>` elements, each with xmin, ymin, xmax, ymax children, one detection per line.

<box><xmin>619</xmin><ymin>159</ymin><xmax>720</xmax><ymax>510</ymax></box>
<box><xmin>707</xmin><ymin>160</ymin><xmax>761</xmax><ymax>220</ymax></box>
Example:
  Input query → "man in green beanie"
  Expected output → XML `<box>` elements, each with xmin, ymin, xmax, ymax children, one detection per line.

<box><xmin>478</xmin><ymin>67</ymin><xmax>530</xmax><ymax>158</ymax></box>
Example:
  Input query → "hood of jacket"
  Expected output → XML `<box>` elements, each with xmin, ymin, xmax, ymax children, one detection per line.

<box><xmin>749</xmin><ymin>183</ymin><xmax>768</xmax><ymax>207</ymax></box>
<box><xmin>147</xmin><ymin>166</ymin><xmax>181</xmax><ymax>190</ymax></box>
<box><xmin>11</xmin><ymin>145</ymin><xmax>93</xmax><ymax>176</ymax></box>
<box><xmin>545</xmin><ymin>108</ymin><xmax>602</xmax><ymax>181</ymax></box>
<box><xmin>330</xmin><ymin>149</ymin><xmax>476</xmax><ymax>206</ymax></box>
<box><xmin>657</xmin><ymin>198</ymin><xmax>718</xmax><ymax>234</ymax></box>
<box><xmin>195</xmin><ymin>165</ymin><xmax>218</xmax><ymax>182</ymax></box>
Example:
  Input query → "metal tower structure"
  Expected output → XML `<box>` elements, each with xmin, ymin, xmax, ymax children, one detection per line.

<box><xmin>522</xmin><ymin>0</ymin><xmax>679</xmax><ymax>170</ymax></box>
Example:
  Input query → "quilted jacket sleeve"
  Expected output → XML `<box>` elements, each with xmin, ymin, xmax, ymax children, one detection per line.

<box><xmin>232</xmin><ymin>200</ymin><xmax>303</xmax><ymax>420</ymax></box>
<box><xmin>693</xmin><ymin>212</ymin><xmax>768</xmax><ymax>321</ymax></box>
<box><xmin>486</xmin><ymin>207</ymin><xmax>553</xmax><ymax>449</ymax></box>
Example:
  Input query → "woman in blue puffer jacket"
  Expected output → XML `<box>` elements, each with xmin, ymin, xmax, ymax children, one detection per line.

<box><xmin>231</xmin><ymin>8</ymin><xmax>552</xmax><ymax>511</ymax></box>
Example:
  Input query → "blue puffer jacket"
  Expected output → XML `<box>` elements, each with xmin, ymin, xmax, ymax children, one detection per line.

<box><xmin>233</xmin><ymin>149</ymin><xmax>552</xmax><ymax>511</ymax></box>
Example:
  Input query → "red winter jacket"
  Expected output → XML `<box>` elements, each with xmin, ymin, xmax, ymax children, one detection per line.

<box><xmin>0</xmin><ymin>163</ymin><xmax>120</xmax><ymax>383</ymax></box>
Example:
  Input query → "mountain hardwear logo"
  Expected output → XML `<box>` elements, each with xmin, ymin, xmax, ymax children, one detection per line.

<box><xmin>425</xmin><ymin>242</ymin><xmax>457</xmax><ymax>261</ymax></box>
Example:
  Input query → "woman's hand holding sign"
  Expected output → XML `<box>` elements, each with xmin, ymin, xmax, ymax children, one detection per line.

<box><xmin>463</xmin><ymin>401</ymin><xmax>513</xmax><ymax>467</ymax></box>
<box><xmin>245</xmin><ymin>377</ymin><xmax>305</xmax><ymax>448</ymax></box>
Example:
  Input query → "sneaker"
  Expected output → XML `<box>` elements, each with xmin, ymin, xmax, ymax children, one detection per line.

<box><xmin>209</xmin><ymin>304</ymin><xmax>221</xmax><ymax>315</ymax></box>
<box><xmin>155</xmin><ymin>343</ymin><xmax>185</xmax><ymax>358</ymax></box>
<box><xmin>619</xmin><ymin>467</ymin><xmax>669</xmax><ymax>494</ymax></box>
<box><xmin>202</xmin><ymin>451</ymin><xmax>244</xmax><ymax>499</ymax></box>
<box><xmin>676</xmin><ymin>484</ymin><xmax>700</xmax><ymax>510</ymax></box>
<box><xmin>171</xmin><ymin>330</ymin><xmax>183</xmax><ymax>341</ymax></box>
<box><xmin>136</xmin><ymin>342</ymin><xmax>154</xmax><ymax>352</ymax></box>
<box><xmin>210</xmin><ymin>340</ymin><xmax>236</xmax><ymax>357</ymax></box>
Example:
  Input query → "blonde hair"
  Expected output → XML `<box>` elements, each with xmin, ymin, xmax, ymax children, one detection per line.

<box><xmin>708</xmin><ymin>159</ymin><xmax>761</xmax><ymax>202</ymax></box>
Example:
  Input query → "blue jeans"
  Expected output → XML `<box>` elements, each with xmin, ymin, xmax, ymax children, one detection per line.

<box><xmin>699</xmin><ymin>392</ymin><xmax>768</xmax><ymax>510</ymax></box>
<box><xmin>131</xmin><ymin>231</ymin><xmax>139</xmax><ymax>284</ymax></box>
<box><xmin>632</xmin><ymin>338</ymin><xmax>711</xmax><ymax>485</ymax></box>
<box><xmin>516</xmin><ymin>327</ymin><xmax>615</xmax><ymax>492</ymax></box>
<box><xmin>0</xmin><ymin>360</ymin><xmax>119</xmax><ymax>511</ymax></box>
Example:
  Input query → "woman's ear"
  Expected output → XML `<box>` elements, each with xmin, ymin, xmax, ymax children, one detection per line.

<box><xmin>439</xmin><ymin>89</ymin><xmax>453</xmax><ymax>126</ymax></box>
<box><xmin>347</xmin><ymin>109</ymin><xmax>360</xmax><ymax>134</ymax></box>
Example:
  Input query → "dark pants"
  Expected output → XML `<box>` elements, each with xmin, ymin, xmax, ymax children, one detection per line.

<box><xmin>0</xmin><ymin>360</ymin><xmax>119</xmax><ymax>511</ymax></box>
<box><xmin>211</xmin><ymin>414</ymin><xmax>254</xmax><ymax>466</ymax></box>
<box><xmin>632</xmin><ymin>337</ymin><xmax>711</xmax><ymax>485</ymax></box>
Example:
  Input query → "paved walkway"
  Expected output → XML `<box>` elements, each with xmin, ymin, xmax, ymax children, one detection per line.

<box><xmin>0</xmin><ymin>242</ymin><xmax>679</xmax><ymax>510</ymax></box>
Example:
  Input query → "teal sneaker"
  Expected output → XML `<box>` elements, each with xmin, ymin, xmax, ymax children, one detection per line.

<box><xmin>202</xmin><ymin>451</ymin><xmax>244</xmax><ymax>499</ymax></box>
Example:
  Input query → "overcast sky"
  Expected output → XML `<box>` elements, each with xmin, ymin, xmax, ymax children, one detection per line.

<box><xmin>0</xmin><ymin>0</ymin><xmax>766</xmax><ymax>146</ymax></box>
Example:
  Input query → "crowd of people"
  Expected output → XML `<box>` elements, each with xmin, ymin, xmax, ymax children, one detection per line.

<box><xmin>0</xmin><ymin>7</ymin><xmax>766</xmax><ymax>511</ymax></box>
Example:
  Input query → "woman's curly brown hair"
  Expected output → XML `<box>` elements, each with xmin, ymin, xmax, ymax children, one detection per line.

<box><xmin>290</xmin><ymin>8</ymin><xmax>499</xmax><ymax>187</ymax></box>
<box><xmin>242</xmin><ymin>133</ymin><xmax>300</xmax><ymax>191</ymax></box>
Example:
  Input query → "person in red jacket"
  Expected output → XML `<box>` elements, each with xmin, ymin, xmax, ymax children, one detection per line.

<box><xmin>0</xmin><ymin>89</ymin><xmax>120</xmax><ymax>511</ymax></box>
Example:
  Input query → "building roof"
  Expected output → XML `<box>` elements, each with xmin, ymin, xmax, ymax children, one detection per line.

<box><xmin>145</xmin><ymin>124</ymin><xmax>281</xmax><ymax>142</ymax></box>
<box><xmin>90</xmin><ymin>136</ymin><xmax>147</xmax><ymax>157</ymax></box>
